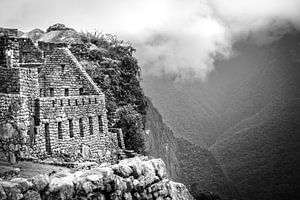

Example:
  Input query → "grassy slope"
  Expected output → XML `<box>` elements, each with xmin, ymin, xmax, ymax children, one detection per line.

<box><xmin>143</xmin><ymin>33</ymin><xmax>300</xmax><ymax>200</ymax></box>
<box><xmin>0</xmin><ymin>161</ymin><xmax>70</xmax><ymax>179</ymax></box>
<box><xmin>211</xmin><ymin>34</ymin><xmax>300</xmax><ymax>200</ymax></box>
<box><xmin>176</xmin><ymin>137</ymin><xmax>241</xmax><ymax>199</ymax></box>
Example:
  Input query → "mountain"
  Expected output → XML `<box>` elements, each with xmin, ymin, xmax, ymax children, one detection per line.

<box><xmin>142</xmin><ymin>33</ymin><xmax>300</xmax><ymax>200</ymax></box>
<box><xmin>144</xmin><ymin>98</ymin><xmax>180</xmax><ymax>179</ymax></box>
<box><xmin>22</xmin><ymin>24</ymin><xmax>278</xmax><ymax>199</ymax></box>
<box><xmin>21</xmin><ymin>28</ymin><xmax>45</xmax><ymax>42</ymax></box>
<box><xmin>176</xmin><ymin>137</ymin><xmax>241</xmax><ymax>199</ymax></box>
<box><xmin>212</xmin><ymin>98</ymin><xmax>300</xmax><ymax>200</ymax></box>
<box><xmin>24</xmin><ymin>24</ymin><xmax>82</xmax><ymax>44</ymax></box>
<box><xmin>210</xmin><ymin>34</ymin><xmax>300</xmax><ymax>200</ymax></box>
<box><xmin>142</xmin><ymin>76</ymin><xmax>226</xmax><ymax>146</ymax></box>
<box><xmin>144</xmin><ymin>98</ymin><xmax>241</xmax><ymax>199</ymax></box>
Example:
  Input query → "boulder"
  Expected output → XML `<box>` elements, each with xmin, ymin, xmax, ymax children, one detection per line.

<box><xmin>76</xmin><ymin>180</ymin><xmax>93</xmax><ymax>195</ymax></box>
<box><xmin>150</xmin><ymin>159</ymin><xmax>167</xmax><ymax>179</ymax></box>
<box><xmin>23</xmin><ymin>190</ymin><xmax>41</xmax><ymax>200</ymax></box>
<box><xmin>0</xmin><ymin>181</ymin><xmax>23</xmax><ymax>200</ymax></box>
<box><xmin>112</xmin><ymin>163</ymin><xmax>133</xmax><ymax>178</ymax></box>
<box><xmin>113</xmin><ymin>176</ymin><xmax>127</xmax><ymax>191</ymax></box>
<box><xmin>118</xmin><ymin>157</ymin><xmax>143</xmax><ymax>178</ymax></box>
<box><xmin>10</xmin><ymin>177</ymin><xmax>33</xmax><ymax>192</ymax></box>
<box><xmin>124</xmin><ymin>192</ymin><xmax>132</xmax><ymax>200</ymax></box>
<box><xmin>44</xmin><ymin>174</ymin><xmax>75</xmax><ymax>200</ymax></box>
<box><xmin>9</xmin><ymin>152</ymin><xmax>16</xmax><ymax>164</ymax></box>
<box><xmin>0</xmin><ymin>184</ymin><xmax>7</xmax><ymax>200</ymax></box>
<box><xmin>76</xmin><ymin>161</ymin><xmax>98</xmax><ymax>170</ymax></box>
<box><xmin>0</xmin><ymin>123</ymin><xmax>18</xmax><ymax>139</ymax></box>
<box><xmin>81</xmin><ymin>144</ymin><xmax>92</xmax><ymax>160</ymax></box>
<box><xmin>46</xmin><ymin>23</ymin><xmax>73</xmax><ymax>32</ymax></box>
<box><xmin>74</xmin><ymin>168</ymin><xmax>110</xmax><ymax>195</ymax></box>
<box><xmin>0</xmin><ymin>158</ymin><xmax>195</xmax><ymax>200</ymax></box>
<box><xmin>139</xmin><ymin>160</ymin><xmax>156</xmax><ymax>186</ymax></box>
<box><xmin>168</xmin><ymin>181</ymin><xmax>195</xmax><ymax>200</ymax></box>
<box><xmin>0</xmin><ymin>152</ymin><xmax>7</xmax><ymax>162</ymax></box>
<box><xmin>31</xmin><ymin>174</ymin><xmax>50</xmax><ymax>192</ymax></box>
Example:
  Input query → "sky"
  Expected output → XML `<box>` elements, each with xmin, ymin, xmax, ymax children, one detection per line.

<box><xmin>1</xmin><ymin>0</ymin><xmax>300</xmax><ymax>80</ymax></box>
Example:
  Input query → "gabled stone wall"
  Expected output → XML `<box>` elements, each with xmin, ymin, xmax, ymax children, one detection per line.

<box><xmin>38</xmin><ymin>42</ymin><xmax>89</xmax><ymax>60</ymax></box>
<box><xmin>39</xmin><ymin>48</ymin><xmax>99</xmax><ymax>97</ymax></box>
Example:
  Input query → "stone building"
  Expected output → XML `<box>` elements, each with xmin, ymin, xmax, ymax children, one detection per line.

<box><xmin>0</xmin><ymin>28</ymin><xmax>123</xmax><ymax>161</ymax></box>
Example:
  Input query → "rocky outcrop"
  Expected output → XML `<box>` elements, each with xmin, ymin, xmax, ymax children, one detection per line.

<box><xmin>144</xmin><ymin>98</ymin><xmax>180</xmax><ymax>180</ymax></box>
<box><xmin>0</xmin><ymin>122</ymin><xmax>30</xmax><ymax>164</ymax></box>
<box><xmin>46</xmin><ymin>23</ymin><xmax>74</xmax><ymax>33</ymax></box>
<box><xmin>0</xmin><ymin>157</ymin><xmax>194</xmax><ymax>200</ymax></box>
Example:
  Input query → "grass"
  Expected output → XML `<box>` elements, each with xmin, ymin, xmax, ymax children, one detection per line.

<box><xmin>0</xmin><ymin>161</ymin><xmax>71</xmax><ymax>179</ymax></box>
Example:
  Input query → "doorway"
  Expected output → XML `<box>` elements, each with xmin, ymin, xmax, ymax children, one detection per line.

<box><xmin>45</xmin><ymin>123</ymin><xmax>51</xmax><ymax>154</ymax></box>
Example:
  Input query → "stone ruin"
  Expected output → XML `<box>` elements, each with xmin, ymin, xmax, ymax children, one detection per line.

<box><xmin>0</xmin><ymin>27</ymin><xmax>125</xmax><ymax>163</ymax></box>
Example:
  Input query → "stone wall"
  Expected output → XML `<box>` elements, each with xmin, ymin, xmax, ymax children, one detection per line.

<box><xmin>0</xmin><ymin>67</ymin><xmax>20</xmax><ymax>94</ymax></box>
<box><xmin>0</xmin><ymin>35</ymin><xmax>44</xmax><ymax>68</ymax></box>
<box><xmin>38</xmin><ymin>41</ymin><xmax>89</xmax><ymax>60</ymax></box>
<box><xmin>0</xmin><ymin>66</ymin><xmax>38</xmax><ymax>140</ymax></box>
<box><xmin>0</xmin><ymin>157</ymin><xmax>195</xmax><ymax>200</ymax></box>
<box><xmin>0</xmin><ymin>28</ymin><xmax>18</xmax><ymax>37</ymax></box>
<box><xmin>38</xmin><ymin>41</ymin><xmax>67</xmax><ymax>56</ymax></box>
<box><xmin>0</xmin><ymin>93</ymin><xmax>32</xmax><ymax>128</ymax></box>
<box><xmin>68</xmin><ymin>43</ymin><xmax>89</xmax><ymax>60</ymax></box>
<box><xmin>109</xmin><ymin>128</ymin><xmax>126</xmax><ymax>150</ymax></box>
<box><xmin>0</xmin><ymin>32</ymin><xmax>120</xmax><ymax>163</ymax></box>
<box><xmin>35</xmin><ymin>95</ymin><xmax>109</xmax><ymax>156</ymax></box>
<box><xmin>0</xmin><ymin>36</ymin><xmax>20</xmax><ymax>67</ymax></box>
<box><xmin>0</xmin><ymin>67</ymin><xmax>39</xmax><ymax>96</ymax></box>
<box><xmin>0</xmin><ymin>93</ymin><xmax>33</xmax><ymax>163</ymax></box>
<box><xmin>19</xmin><ymin>67</ymin><xmax>39</xmax><ymax>98</ymax></box>
<box><xmin>39</xmin><ymin>48</ymin><xmax>100</xmax><ymax>97</ymax></box>
<box><xmin>18</xmin><ymin>38</ymin><xmax>44</xmax><ymax>64</ymax></box>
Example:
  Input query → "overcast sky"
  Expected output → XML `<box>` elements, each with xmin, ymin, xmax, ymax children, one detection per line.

<box><xmin>1</xmin><ymin>0</ymin><xmax>300</xmax><ymax>80</ymax></box>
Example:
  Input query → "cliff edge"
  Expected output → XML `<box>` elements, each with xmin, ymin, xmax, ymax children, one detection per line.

<box><xmin>0</xmin><ymin>157</ymin><xmax>194</xmax><ymax>200</ymax></box>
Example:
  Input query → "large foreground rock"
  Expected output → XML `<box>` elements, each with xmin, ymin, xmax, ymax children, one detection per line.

<box><xmin>0</xmin><ymin>157</ymin><xmax>194</xmax><ymax>200</ymax></box>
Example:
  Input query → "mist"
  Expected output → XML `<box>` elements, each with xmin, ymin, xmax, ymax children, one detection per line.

<box><xmin>0</xmin><ymin>0</ymin><xmax>299</xmax><ymax>80</ymax></box>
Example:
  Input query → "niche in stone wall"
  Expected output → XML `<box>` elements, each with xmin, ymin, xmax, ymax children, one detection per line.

<box><xmin>45</xmin><ymin>123</ymin><xmax>51</xmax><ymax>154</ymax></box>
<box><xmin>79</xmin><ymin>118</ymin><xmax>84</xmax><ymax>137</ymax></box>
<box><xmin>64</xmin><ymin>88</ymin><xmax>69</xmax><ymax>96</ymax></box>
<box><xmin>58</xmin><ymin>122</ymin><xmax>63</xmax><ymax>139</ymax></box>
<box><xmin>69</xmin><ymin>119</ymin><xmax>74</xmax><ymax>138</ymax></box>
<box><xmin>98</xmin><ymin>115</ymin><xmax>103</xmax><ymax>133</ymax></box>
<box><xmin>89</xmin><ymin>116</ymin><xmax>93</xmax><ymax>135</ymax></box>
<box><xmin>50</xmin><ymin>88</ymin><xmax>54</xmax><ymax>97</ymax></box>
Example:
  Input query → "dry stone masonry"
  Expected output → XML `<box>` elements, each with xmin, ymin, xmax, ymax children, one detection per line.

<box><xmin>0</xmin><ymin>27</ymin><xmax>124</xmax><ymax>163</ymax></box>
<box><xmin>0</xmin><ymin>157</ymin><xmax>195</xmax><ymax>200</ymax></box>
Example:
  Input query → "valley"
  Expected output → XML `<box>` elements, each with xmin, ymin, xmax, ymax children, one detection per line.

<box><xmin>142</xmin><ymin>33</ymin><xmax>300</xmax><ymax>200</ymax></box>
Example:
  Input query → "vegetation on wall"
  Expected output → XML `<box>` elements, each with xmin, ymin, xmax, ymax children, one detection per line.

<box><xmin>81</xmin><ymin>31</ymin><xmax>147</xmax><ymax>153</ymax></box>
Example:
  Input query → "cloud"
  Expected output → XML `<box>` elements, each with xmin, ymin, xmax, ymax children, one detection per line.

<box><xmin>122</xmin><ymin>0</ymin><xmax>232</xmax><ymax>81</ymax></box>
<box><xmin>121</xmin><ymin>0</ymin><xmax>300</xmax><ymax>80</ymax></box>
<box><xmin>210</xmin><ymin>0</ymin><xmax>300</xmax><ymax>43</ymax></box>
<box><xmin>0</xmin><ymin>0</ymin><xmax>299</xmax><ymax>80</ymax></box>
